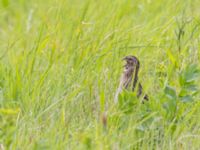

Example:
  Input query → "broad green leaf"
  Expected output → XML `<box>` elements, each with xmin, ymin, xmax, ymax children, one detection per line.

<box><xmin>179</xmin><ymin>64</ymin><xmax>199</xmax><ymax>103</ymax></box>
<box><xmin>179</xmin><ymin>95</ymin><xmax>193</xmax><ymax>103</ymax></box>
<box><xmin>164</xmin><ymin>85</ymin><xmax>177</xmax><ymax>100</ymax></box>
<box><xmin>181</xmin><ymin>64</ymin><xmax>200</xmax><ymax>84</ymax></box>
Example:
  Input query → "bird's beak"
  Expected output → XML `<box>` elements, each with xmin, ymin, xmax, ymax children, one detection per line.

<box><xmin>122</xmin><ymin>57</ymin><xmax>128</xmax><ymax>68</ymax></box>
<box><xmin>122</xmin><ymin>57</ymin><xmax>127</xmax><ymax>61</ymax></box>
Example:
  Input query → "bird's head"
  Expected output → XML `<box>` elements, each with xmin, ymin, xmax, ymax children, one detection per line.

<box><xmin>122</xmin><ymin>55</ymin><xmax>139</xmax><ymax>67</ymax></box>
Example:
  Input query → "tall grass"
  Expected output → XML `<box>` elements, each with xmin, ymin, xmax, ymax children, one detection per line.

<box><xmin>0</xmin><ymin>0</ymin><xmax>200</xmax><ymax>149</ymax></box>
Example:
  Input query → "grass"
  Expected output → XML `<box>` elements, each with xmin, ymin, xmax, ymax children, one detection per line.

<box><xmin>0</xmin><ymin>0</ymin><xmax>200</xmax><ymax>149</ymax></box>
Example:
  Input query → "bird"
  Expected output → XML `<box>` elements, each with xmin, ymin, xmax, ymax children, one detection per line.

<box><xmin>114</xmin><ymin>55</ymin><xmax>148</xmax><ymax>103</ymax></box>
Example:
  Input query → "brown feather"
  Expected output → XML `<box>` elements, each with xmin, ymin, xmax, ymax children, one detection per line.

<box><xmin>114</xmin><ymin>56</ymin><xmax>148</xmax><ymax>103</ymax></box>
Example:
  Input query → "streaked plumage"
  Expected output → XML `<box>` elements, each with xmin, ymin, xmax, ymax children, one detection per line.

<box><xmin>114</xmin><ymin>55</ymin><xmax>148</xmax><ymax>103</ymax></box>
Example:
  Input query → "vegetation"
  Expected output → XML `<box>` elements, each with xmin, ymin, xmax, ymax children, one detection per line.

<box><xmin>0</xmin><ymin>0</ymin><xmax>200</xmax><ymax>149</ymax></box>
